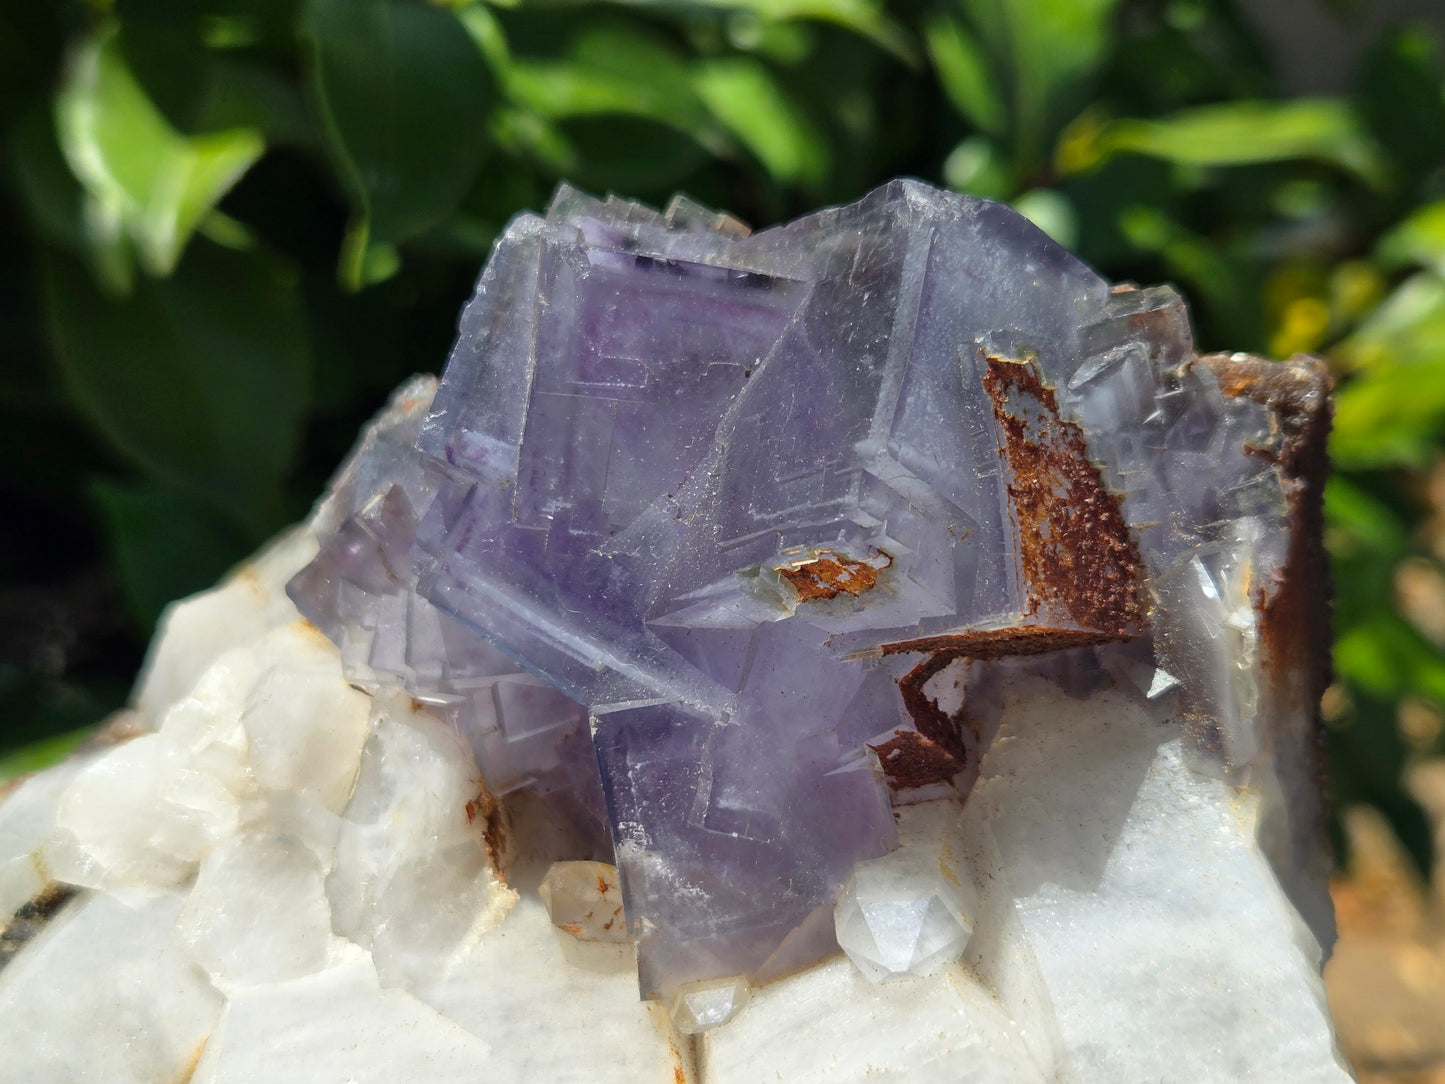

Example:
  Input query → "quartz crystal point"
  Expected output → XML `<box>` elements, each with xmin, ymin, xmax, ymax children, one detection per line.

<box><xmin>834</xmin><ymin>800</ymin><xmax>977</xmax><ymax>982</ymax></box>
<box><xmin>285</xmin><ymin>179</ymin><xmax>1333</xmax><ymax>1001</ymax></box>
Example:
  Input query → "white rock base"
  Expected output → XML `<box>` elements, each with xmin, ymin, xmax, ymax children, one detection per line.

<box><xmin>0</xmin><ymin>530</ymin><xmax>1355</xmax><ymax>1082</ymax></box>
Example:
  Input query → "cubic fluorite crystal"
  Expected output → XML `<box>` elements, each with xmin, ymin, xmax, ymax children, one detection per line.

<box><xmin>285</xmin><ymin>179</ymin><xmax>1332</xmax><ymax>1001</ymax></box>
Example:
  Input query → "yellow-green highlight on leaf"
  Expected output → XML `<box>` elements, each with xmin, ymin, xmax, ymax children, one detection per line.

<box><xmin>1330</xmin><ymin>270</ymin><xmax>1445</xmax><ymax>470</ymax></box>
<box><xmin>0</xmin><ymin>727</ymin><xmax>98</xmax><ymax>784</ymax></box>
<box><xmin>55</xmin><ymin>25</ymin><xmax>264</xmax><ymax>280</ymax></box>
<box><xmin>454</xmin><ymin>1</ymin><xmax>511</xmax><ymax>74</ymax></box>
<box><xmin>1377</xmin><ymin>200</ymin><xmax>1445</xmax><ymax>276</ymax></box>
<box><xmin>1058</xmin><ymin>99</ymin><xmax>1391</xmax><ymax>190</ymax></box>
<box><xmin>693</xmin><ymin>59</ymin><xmax>829</xmax><ymax>188</ymax></box>
<box><xmin>338</xmin><ymin>219</ymin><xmax>402</xmax><ymax>292</ymax></box>
<box><xmin>1334</xmin><ymin>272</ymin><xmax>1445</xmax><ymax>372</ymax></box>
<box><xmin>1332</xmin><ymin>369</ymin><xmax>1445</xmax><ymax>473</ymax></box>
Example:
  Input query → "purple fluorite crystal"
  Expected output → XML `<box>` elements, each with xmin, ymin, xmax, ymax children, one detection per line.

<box><xmin>288</xmin><ymin>180</ymin><xmax>1329</xmax><ymax>998</ymax></box>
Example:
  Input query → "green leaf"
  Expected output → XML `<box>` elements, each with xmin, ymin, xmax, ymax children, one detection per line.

<box><xmin>93</xmin><ymin>478</ymin><xmax>250</xmax><ymax>632</ymax></box>
<box><xmin>194</xmin><ymin>61</ymin><xmax>314</xmax><ymax>149</ymax></box>
<box><xmin>693</xmin><ymin>58</ymin><xmax>829</xmax><ymax>188</ymax></box>
<box><xmin>1332</xmin><ymin>369</ymin><xmax>1445</xmax><ymax>472</ymax></box>
<box><xmin>1324</xmin><ymin>475</ymin><xmax>1408</xmax><ymax>558</ymax></box>
<box><xmin>502</xmin><ymin>21</ymin><xmax>725</xmax><ymax>191</ymax></box>
<box><xmin>1116</xmin><ymin>203</ymin><xmax>1257</xmax><ymax>345</ymax></box>
<box><xmin>1066</xmin><ymin>99</ymin><xmax>1390</xmax><ymax>189</ymax></box>
<box><xmin>10</xmin><ymin>105</ymin><xmax>87</xmax><ymax>253</ymax></box>
<box><xmin>305</xmin><ymin>0</ymin><xmax>495</xmax><ymax>270</ymax></box>
<box><xmin>923</xmin><ymin>14</ymin><xmax>1004</xmax><ymax>136</ymax></box>
<box><xmin>1336</xmin><ymin>614</ymin><xmax>1445</xmax><ymax>705</ymax></box>
<box><xmin>1353</xmin><ymin>24</ymin><xmax>1445</xmax><ymax>191</ymax></box>
<box><xmin>506</xmin><ymin>24</ymin><xmax>716</xmax><ymax>139</ymax></box>
<box><xmin>44</xmin><ymin>243</ymin><xmax>311</xmax><ymax>538</ymax></box>
<box><xmin>0</xmin><ymin>727</ymin><xmax>100</xmax><ymax>784</ymax></box>
<box><xmin>628</xmin><ymin>0</ymin><xmax>918</xmax><ymax>65</ymax></box>
<box><xmin>557</xmin><ymin>115</ymin><xmax>711</xmax><ymax>193</ymax></box>
<box><xmin>956</xmin><ymin>0</ymin><xmax>1123</xmax><ymax>171</ymax></box>
<box><xmin>55</xmin><ymin>24</ymin><xmax>265</xmax><ymax>279</ymax></box>
<box><xmin>1335</xmin><ymin>618</ymin><xmax>1412</xmax><ymax>699</ymax></box>
<box><xmin>1334</xmin><ymin>271</ymin><xmax>1445</xmax><ymax>371</ymax></box>
<box><xmin>1377</xmin><ymin>200</ymin><xmax>1445</xmax><ymax>277</ymax></box>
<box><xmin>1331</xmin><ymin>275</ymin><xmax>1445</xmax><ymax>468</ymax></box>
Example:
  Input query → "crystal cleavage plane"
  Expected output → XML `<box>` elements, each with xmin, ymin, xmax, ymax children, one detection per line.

<box><xmin>287</xmin><ymin>179</ymin><xmax>1332</xmax><ymax>1003</ymax></box>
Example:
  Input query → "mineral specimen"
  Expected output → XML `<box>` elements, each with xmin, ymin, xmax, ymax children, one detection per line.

<box><xmin>0</xmin><ymin>179</ymin><xmax>1351</xmax><ymax>1083</ymax></box>
<box><xmin>284</xmin><ymin>178</ymin><xmax>1333</xmax><ymax>1000</ymax></box>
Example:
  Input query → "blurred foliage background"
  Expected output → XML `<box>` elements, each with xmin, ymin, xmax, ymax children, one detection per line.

<box><xmin>3</xmin><ymin>0</ymin><xmax>1445</xmax><ymax>869</ymax></box>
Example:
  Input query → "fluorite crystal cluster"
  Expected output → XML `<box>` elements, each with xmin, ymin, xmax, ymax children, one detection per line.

<box><xmin>286</xmin><ymin>179</ymin><xmax>1333</xmax><ymax>1002</ymax></box>
<box><xmin>0</xmin><ymin>179</ymin><xmax>1351</xmax><ymax>1081</ymax></box>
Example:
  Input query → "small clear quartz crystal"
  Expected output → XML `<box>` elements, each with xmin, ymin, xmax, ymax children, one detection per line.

<box><xmin>834</xmin><ymin>802</ymin><xmax>977</xmax><ymax>983</ymax></box>
<box><xmin>539</xmin><ymin>860</ymin><xmax>628</xmax><ymax>942</ymax></box>
<box><xmin>669</xmin><ymin>975</ymin><xmax>751</xmax><ymax>1035</ymax></box>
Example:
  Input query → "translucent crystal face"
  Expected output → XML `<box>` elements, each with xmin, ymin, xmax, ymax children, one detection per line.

<box><xmin>669</xmin><ymin>975</ymin><xmax>751</xmax><ymax>1035</ymax></box>
<box><xmin>834</xmin><ymin>802</ymin><xmax>978</xmax><ymax>983</ymax></box>
<box><xmin>539</xmin><ymin>861</ymin><xmax>628</xmax><ymax>942</ymax></box>
<box><xmin>287</xmin><ymin>180</ymin><xmax>1308</xmax><ymax>1002</ymax></box>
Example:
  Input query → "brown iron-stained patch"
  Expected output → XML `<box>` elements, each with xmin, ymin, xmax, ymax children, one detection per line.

<box><xmin>897</xmin><ymin>653</ymin><xmax>968</xmax><ymax>764</ymax></box>
<box><xmin>870</xmin><ymin>729</ymin><xmax>964</xmax><ymax>790</ymax></box>
<box><xmin>878</xmin><ymin>625</ymin><xmax>1120</xmax><ymax>661</ymax></box>
<box><xmin>869</xmin><ymin>653</ymin><xmax>971</xmax><ymax>791</ymax></box>
<box><xmin>981</xmin><ymin>353</ymin><xmax>1144</xmax><ymax>637</ymax></box>
<box><xmin>465</xmin><ymin>783</ymin><xmax>509</xmax><ymax>882</ymax></box>
<box><xmin>777</xmin><ymin>550</ymin><xmax>891</xmax><ymax>602</ymax></box>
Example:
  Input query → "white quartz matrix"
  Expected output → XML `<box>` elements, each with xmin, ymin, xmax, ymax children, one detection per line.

<box><xmin>0</xmin><ymin>519</ymin><xmax>1354</xmax><ymax>1081</ymax></box>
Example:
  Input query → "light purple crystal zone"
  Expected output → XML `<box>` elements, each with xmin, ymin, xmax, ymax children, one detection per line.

<box><xmin>288</xmin><ymin>180</ymin><xmax>1327</xmax><ymax>998</ymax></box>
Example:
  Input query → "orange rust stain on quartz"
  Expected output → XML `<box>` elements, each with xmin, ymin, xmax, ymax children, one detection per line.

<box><xmin>778</xmin><ymin>551</ymin><xmax>891</xmax><ymax>602</ymax></box>
<box><xmin>465</xmin><ymin>784</ymin><xmax>509</xmax><ymax>881</ymax></box>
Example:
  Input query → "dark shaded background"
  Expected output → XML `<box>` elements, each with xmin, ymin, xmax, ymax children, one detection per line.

<box><xmin>3</xmin><ymin>0</ymin><xmax>1445</xmax><ymax>873</ymax></box>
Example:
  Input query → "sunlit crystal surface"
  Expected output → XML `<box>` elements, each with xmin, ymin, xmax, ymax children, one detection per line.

<box><xmin>287</xmin><ymin>180</ymin><xmax>1323</xmax><ymax>1000</ymax></box>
